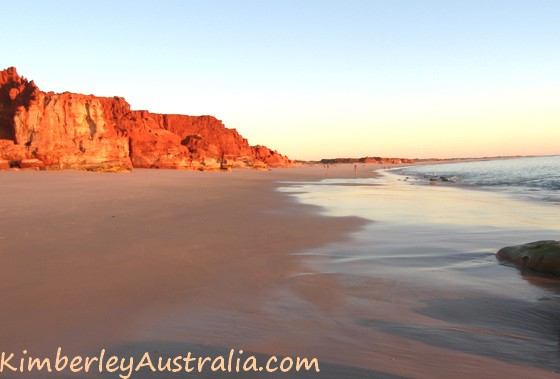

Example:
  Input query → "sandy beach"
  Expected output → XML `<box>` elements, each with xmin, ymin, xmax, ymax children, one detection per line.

<box><xmin>1</xmin><ymin>164</ymin><xmax>559</xmax><ymax>379</ymax></box>
<box><xmin>4</xmin><ymin>1</ymin><xmax>559</xmax><ymax>377</ymax></box>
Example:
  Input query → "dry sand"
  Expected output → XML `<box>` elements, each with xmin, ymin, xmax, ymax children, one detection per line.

<box><xmin>0</xmin><ymin>164</ymin><xmax>558</xmax><ymax>378</ymax></box>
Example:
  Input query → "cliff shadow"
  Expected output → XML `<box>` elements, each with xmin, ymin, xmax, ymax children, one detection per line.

<box><xmin>85</xmin><ymin>102</ymin><xmax>97</xmax><ymax>139</ymax></box>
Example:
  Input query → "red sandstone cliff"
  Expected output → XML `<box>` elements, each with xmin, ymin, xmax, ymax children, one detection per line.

<box><xmin>0</xmin><ymin>67</ymin><xmax>291</xmax><ymax>171</ymax></box>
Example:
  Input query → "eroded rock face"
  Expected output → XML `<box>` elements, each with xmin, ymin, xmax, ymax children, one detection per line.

<box><xmin>0</xmin><ymin>67</ymin><xmax>292</xmax><ymax>171</ymax></box>
<box><xmin>0</xmin><ymin>68</ymin><xmax>132</xmax><ymax>171</ymax></box>
<box><xmin>496</xmin><ymin>240</ymin><xmax>560</xmax><ymax>276</ymax></box>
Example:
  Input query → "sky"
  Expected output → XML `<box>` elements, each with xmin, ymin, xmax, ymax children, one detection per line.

<box><xmin>3</xmin><ymin>0</ymin><xmax>559</xmax><ymax>160</ymax></box>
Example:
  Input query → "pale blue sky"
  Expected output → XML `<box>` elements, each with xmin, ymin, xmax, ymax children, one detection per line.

<box><xmin>4</xmin><ymin>1</ymin><xmax>560</xmax><ymax>160</ymax></box>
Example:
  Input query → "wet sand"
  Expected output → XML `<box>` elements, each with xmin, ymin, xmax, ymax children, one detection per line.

<box><xmin>1</xmin><ymin>164</ymin><xmax>559</xmax><ymax>378</ymax></box>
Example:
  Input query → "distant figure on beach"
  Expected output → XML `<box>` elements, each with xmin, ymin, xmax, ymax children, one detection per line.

<box><xmin>354</xmin><ymin>164</ymin><xmax>357</xmax><ymax>173</ymax></box>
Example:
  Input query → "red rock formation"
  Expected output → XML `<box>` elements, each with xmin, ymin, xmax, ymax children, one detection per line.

<box><xmin>0</xmin><ymin>68</ymin><xmax>132</xmax><ymax>171</ymax></box>
<box><xmin>320</xmin><ymin>156</ymin><xmax>416</xmax><ymax>165</ymax></box>
<box><xmin>359</xmin><ymin>156</ymin><xmax>416</xmax><ymax>164</ymax></box>
<box><xmin>0</xmin><ymin>67</ymin><xmax>291</xmax><ymax>171</ymax></box>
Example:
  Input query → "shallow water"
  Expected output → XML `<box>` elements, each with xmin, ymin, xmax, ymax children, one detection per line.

<box><xmin>278</xmin><ymin>169</ymin><xmax>560</xmax><ymax>373</ymax></box>
<box><xmin>398</xmin><ymin>155</ymin><xmax>560</xmax><ymax>204</ymax></box>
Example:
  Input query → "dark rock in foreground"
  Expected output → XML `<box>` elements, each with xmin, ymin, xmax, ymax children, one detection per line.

<box><xmin>496</xmin><ymin>240</ymin><xmax>560</xmax><ymax>276</ymax></box>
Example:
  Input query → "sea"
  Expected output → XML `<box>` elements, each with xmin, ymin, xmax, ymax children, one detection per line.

<box><xmin>397</xmin><ymin>155</ymin><xmax>560</xmax><ymax>205</ymax></box>
<box><xmin>278</xmin><ymin>155</ymin><xmax>560</xmax><ymax>373</ymax></box>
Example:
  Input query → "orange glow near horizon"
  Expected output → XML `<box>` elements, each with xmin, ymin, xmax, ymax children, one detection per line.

<box><xmin>6</xmin><ymin>1</ymin><xmax>560</xmax><ymax>162</ymax></box>
<box><xmin>236</xmin><ymin>83</ymin><xmax>560</xmax><ymax>160</ymax></box>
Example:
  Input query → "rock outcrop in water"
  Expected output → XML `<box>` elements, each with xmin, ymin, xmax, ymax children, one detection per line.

<box><xmin>0</xmin><ymin>67</ymin><xmax>291</xmax><ymax>171</ymax></box>
<box><xmin>496</xmin><ymin>240</ymin><xmax>560</xmax><ymax>276</ymax></box>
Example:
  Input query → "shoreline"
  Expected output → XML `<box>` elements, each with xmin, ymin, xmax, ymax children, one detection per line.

<box><xmin>387</xmin><ymin>156</ymin><xmax>560</xmax><ymax>208</ymax></box>
<box><xmin>278</xmin><ymin>165</ymin><xmax>560</xmax><ymax>378</ymax></box>
<box><xmin>1</xmin><ymin>164</ymin><xmax>559</xmax><ymax>378</ymax></box>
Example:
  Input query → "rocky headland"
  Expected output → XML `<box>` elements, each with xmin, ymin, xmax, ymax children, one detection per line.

<box><xmin>0</xmin><ymin>67</ymin><xmax>292</xmax><ymax>172</ymax></box>
<box><xmin>320</xmin><ymin>157</ymin><xmax>416</xmax><ymax>165</ymax></box>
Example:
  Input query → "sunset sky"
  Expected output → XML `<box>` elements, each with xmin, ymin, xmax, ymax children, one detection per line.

<box><xmin>4</xmin><ymin>0</ymin><xmax>559</xmax><ymax>160</ymax></box>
